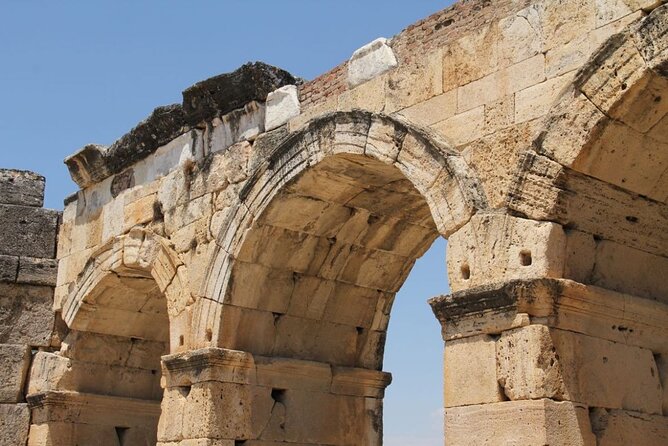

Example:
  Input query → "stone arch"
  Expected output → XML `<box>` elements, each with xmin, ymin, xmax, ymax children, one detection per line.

<box><xmin>534</xmin><ymin>5</ymin><xmax>668</xmax><ymax>202</ymax></box>
<box><xmin>168</xmin><ymin>111</ymin><xmax>488</xmax><ymax>444</ymax></box>
<box><xmin>62</xmin><ymin>227</ymin><xmax>191</xmax><ymax>352</ymax></box>
<box><xmin>28</xmin><ymin>229</ymin><xmax>191</xmax><ymax>445</ymax></box>
<box><xmin>195</xmin><ymin>110</ymin><xmax>488</xmax><ymax>348</ymax></box>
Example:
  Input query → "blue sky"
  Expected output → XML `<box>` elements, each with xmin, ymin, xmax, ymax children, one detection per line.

<box><xmin>0</xmin><ymin>1</ymin><xmax>452</xmax><ymax>443</ymax></box>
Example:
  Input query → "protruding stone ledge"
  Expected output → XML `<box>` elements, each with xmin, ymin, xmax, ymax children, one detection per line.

<box><xmin>161</xmin><ymin>347</ymin><xmax>392</xmax><ymax>397</ymax></box>
<box><xmin>27</xmin><ymin>391</ymin><xmax>161</xmax><ymax>426</ymax></box>
<box><xmin>429</xmin><ymin>278</ymin><xmax>668</xmax><ymax>353</ymax></box>
<box><xmin>348</xmin><ymin>37</ymin><xmax>398</xmax><ymax>88</ymax></box>
<box><xmin>65</xmin><ymin>62</ymin><xmax>297</xmax><ymax>188</ymax></box>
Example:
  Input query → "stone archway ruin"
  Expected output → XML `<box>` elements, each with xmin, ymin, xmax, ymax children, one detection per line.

<box><xmin>2</xmin><ymin>1</ymin><xmax>668</xmax><ymax>445</ymax></box>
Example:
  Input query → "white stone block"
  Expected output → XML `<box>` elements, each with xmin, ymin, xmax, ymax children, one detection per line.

<box><xmin>347</xmin><ymin>37</ymin><xmax>398</xmax><ymax>88</ymax></box>
<box><xmin>264</xmin><ymin>85</ymin><xmax>300</xmax><ymax>131</ymax></box>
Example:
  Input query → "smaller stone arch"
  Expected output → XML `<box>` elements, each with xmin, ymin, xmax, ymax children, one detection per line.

<box><xmin>62</xmin><ymin>227</ymin><xmax>191</xmax><ymax>351</ymax></box>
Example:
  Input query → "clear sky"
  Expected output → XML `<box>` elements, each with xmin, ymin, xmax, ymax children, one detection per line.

<box><xmin>0</xmin><ymin>1</ymin><xmax>453</xmax><ymax>444</ymax></box>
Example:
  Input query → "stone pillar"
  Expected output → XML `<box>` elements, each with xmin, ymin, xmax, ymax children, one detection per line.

<box><xmin>0</xmin><ymin>169</ymin><xmax>60</xmax><ymax>446</ymax></box>
<box><xmin>159</xmin><ymin>348</ymin><xmax>391</xmax><ymax>446</ymax></box>
<box><xmin>430</xmin><ymin>278</ymin><xmax>668</xmax><ymax>446</ymax></box>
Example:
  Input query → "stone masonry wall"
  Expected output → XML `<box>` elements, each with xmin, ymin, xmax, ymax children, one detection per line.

<box><xmin>0</xmin><ymin>169</ymin><xmax>60</xmax><ymax>446</ymax></box>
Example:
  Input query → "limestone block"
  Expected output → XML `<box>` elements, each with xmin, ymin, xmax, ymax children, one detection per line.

<box><xmin>28</xmin><ymin>352</ymin><xmax>163</xmax><ymax>400</ymax></box>
<box><xmin>444</xmin><ymin>335</ymin><xmax>503</xmax><ymax>407</ymax></box>
<box><xmin>273</xmin><ymin>315</ymin><xmax>358</xmax><ymax>367</ymax></box>
<box><xmin>442</xmin><ymin>23</ymin><xmax>499</xmax><ymax>92</ymax></box>
<box><xmin>158</xmin><ymin>386</ymin><xmax>187</xmax><ymax>442</ymax></box>
<box><xmin>0</xmin><ymin>255</ymin><xmax>18</xmax><ymax>282</ymax></box>
<box><xmin>0</xmin><ymin>344</ymin><xmax>31</xmax><ymax>402</ymax></box>
<box><xmin>0</xmin><ymin>403</ymin><xmax>30</xmax><ymax>446</ymax></box>
<box><xmin>181</xmin><ymin>381</ymin><xmax>251</xmax><ymax>440</ymax></box>
<box><xmin>347</xmin><ymin>38</ymin><xmax>397</xmax><ymax>88</ymax></box>
<box><xmin>444</xmin><ymin>399</ymin><xmax>595</xmax><ymax>446</ymax></box>
<box><xmin>457</xmin><ymin>54</ymin><xmax>545</xmax><ymax>113</ymax></box>
<box><xmin>255</xmin><ymin>356</ymin><xmax>331</xmax><ymax>393</ymax></box>
<box><xmin>498</xmin><ymin>4</ymin><xmax>543</xmax><ymax>67</ymax></box>
<box><xmin>446</xmin><ymin>214</ymin><xmax>566</xmax><ymax>292</ymax></box>
<box><xmin>395</xmin><ymin>89</ymin><xmax>457</xmax><ymax>127</ymax></box>
<box><xmin>0</xmin><ymin>169</ymin><xmax>45</xmax><ymax>207</ymax></box>
<box><xmin>515</xmin><ymin>71</ymin><xmax>575</xmax><ymax>123</ymax></box>
<box><xmin>0</xmin><ymin>283</ymin><xmax>54</xmax><ymax>346</ymax></box>
<box><xmin>483</xmin><ymin>94</ymin><xmax>515</xmax><ymax>134</ymax></box>
<box><xmin>337</xmin><ymin>74</ymin><xmax>386</xmax><ymax>113</ymax></box>
<box><xmin>590</xmin><ymin>237</ymin><xmax>668</xmax><ymax>303</ymax></box>
<box><xmin>385</xmin><ymin>49</ymin><xmax>442</xmax><ymax>112</ymax></box>
<box><xmin>497</xmin><ymin>325</ymin><xmax>663</xmax><ymax>414</ymax></box>
<box><xmin>432</xmin><ymin>105</ymin><xmax>485</xmax><ymax>147</ymax></box>
<box><xmin>540</xmin><ymin>0</ymin><xmax>597</xmax><ymax>52</ymax></box>
<box><xmin>0</xmin><ymin>204</ymin><xmax>59</xmax><ymax>258</ymax></box>
<box><xmin>27</xmin><ymin>422</ymin><xmax>127</xmax><ymax>446</ymax></box>
<box><xmin>60</xmin><ymin>331</ymin><xmax>165</xmax><ymax>371</ymax></box>
<box><xmin>208</xmin><ymin>102</ymin><xmax>265</xmax><ymax>154</ymax></box>
<box><xmin>265</xmin><ymin>85</ymin><xmax>300</xmax><ymax>132</ymax></box>
<box><xmin>563</xmin><ymin>229</ymin><xmax>596</xmax><ymax>283</ymax></box>
<box><xmin>258</xmin><ymin>389</ymin><xmax>366</xmax><ymax>445</ymax></box>
<box><xmin>590</xmin><ymin>408</ymin><xmax>668</xmax><ymax>445</ymax></box>
<box><xmin>17</xmin><ymin>257</ymin><xmax>58</xmax><ymax>286</ymax></box>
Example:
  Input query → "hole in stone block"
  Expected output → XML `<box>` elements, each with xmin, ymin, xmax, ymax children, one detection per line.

<box><xmin>206</xmin><ymin>328</ymin><xmax>213</xmax><ymax>342</ymax></box>
<box><xmin>460</xmin><ymin>264</ymin><xmax>470</xmax><ymax>280</ymax></box>
<box><xmin>179</xmin><ymin>335</ymin><xmax>184</xmax><ymax>346</ymax></box>
<box><xmin>115</xmin><ymin>427</ymin><xmax>129</xmax><ymax>445</ymax></box>
<box><xmin>271</xmin><ymin>388</ymin><xmax>286</xmax><ymax>404</ymax></box>
<box><xmin>234</xmin><ymin>441</ymin><xmax>247</xmax><ymax>446</ymax></box>
<box><xmin>177</xmin><ymin>385</ymin><xmax>191</xmax><ymax>398</ymax></box>
<box><xmin>519</xmin><ymin>250</ymin><xmax>532</xmax><ymax>266</ymax></box>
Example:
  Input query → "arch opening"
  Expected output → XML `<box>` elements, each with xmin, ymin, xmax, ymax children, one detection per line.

<box><xmin>221</xmin><ymin>152</ymin><xmax>444</xmax><ymax>443</ymax></box>
<box><xmin>37</xmin><ymin>231</ymin><xmax>180</xmax><ymax>446</ymax></box>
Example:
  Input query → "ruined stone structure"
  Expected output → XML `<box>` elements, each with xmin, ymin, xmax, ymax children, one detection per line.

<box><xmin>1</xmin><ymin>0</ymin><xmax>668</xmax><ymax>444</ymax></box>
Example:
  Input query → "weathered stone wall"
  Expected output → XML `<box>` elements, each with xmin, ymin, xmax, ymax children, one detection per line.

<box><xmin>0</xmin><ymin>169</ymin><xmax>60</xmax><ymax>446</ymax></box>
<box><xmin>5</xmin><ymin>0</ymin><xmax>668</xmax><ymax>445</ymax></box>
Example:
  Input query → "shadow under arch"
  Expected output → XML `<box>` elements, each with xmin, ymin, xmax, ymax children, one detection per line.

<box><xmin>187</xmin><ymin>110</ymin><xmax>489</xmax><ymax>444</ymax></box>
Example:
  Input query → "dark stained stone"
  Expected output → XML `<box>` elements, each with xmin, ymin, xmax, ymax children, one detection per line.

<box><xmin>0</xmin><ymin>169</ymin><xmax>45</xmax><ymax>207</ymax></box>
<box><xmin>0</xmin><ymin>205</ymin><xmax>59</xmax><ymax>259</ymax></box>
<box><xmin>182</xmin><ymin>61</ymin><xmax>298</xmax><ymax>126</ymax></box>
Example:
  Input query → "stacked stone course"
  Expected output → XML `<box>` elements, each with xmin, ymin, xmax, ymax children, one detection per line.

<box><xmin>0</xmin><ymin>169</ymin><xmax>60</xmax><ymax>446</ymax></box>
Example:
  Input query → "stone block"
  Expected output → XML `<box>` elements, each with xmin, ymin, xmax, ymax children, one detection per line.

<box><xmin>208</xmin><ymin>102</ymin><xmax>265</xmax><ymax>154</ymax></box>
<box><xmin>337</xmin><ymin>74</ymin><xmax>386</xmax><ymax>113</ymax></box>
<box><xmin>590</xmin><ymin>408</ymin><xmax>668</xmax><ymax>445</ymax></box>
<box><xmin>0</xmin><ymin>283</ymin><xmax>54</xmax><ymax>347</ymax></box>
<box><xmin>385</xmin><ymin>49</ymin><xmax>442</xmax><ymax>112</ymax></box>
<box><xmin>17</xmin><ymin>258</ymin><xmax>58</xmax><ymax>286</ymax></box>
<box><xmin>0</xmin><ymin>255</ymin><xmax>18</xmax><ymax>283</ymax></box>
<box><xmin>28</xmin><ymin>352</ymin><xmax>162</xmax><ymax>400</ymax></box>
<box><xmin>0</xmin><ymin>169</ymin><xmax>45</xmax><ymax>207</ymax></box>
<box><xmin>515</xmin><ymin>71</ymin><xmax>575</xmax><ymax>123</ymax></box>
<box><xmin>265</xmin><ymin>85</ymin><xmax>300</xmax><ymax>131</ymax></box>
<box><xmin>497</xmin><ymin>325</ymin><xmax>662</xmax><ymax>414</ymax></box>
<box><xmin>0</xmin><ymin>204</ymin><xmax>59</xmax><ymax>258</ymax></box>
<box><xmin>181</xmin><ymin>381</ymin><xmax>252</xmax><ymax>440</ymax></box>
<box><xmin>457</xmin><ymin>54</ymin><xmax>545</xmax><ymax>113</ymax></box>
<box><xmin>444</xmin><ymin>335</ymin><xmax>503</xmax><ymax>408</ymax></box>
<box><xmin>347</xmin><ymin>37</ymin><xmax>397</xmax><ymax>88</ymax></box>
<box><xmin>432</xmin><ymin>105</ymin><xmax>485</xmax><ymax>147</ymax></box>
<box><xmin>0</xmin><ymin>403</ymin><xmax>30</xmax><ymax>446</ymax></box>
<box><xmin>395</xmin><ymin>89</ymin><xmax>457</xmax><ymax>126</ymax></box>
<box><xmin>445</xmin><ymin>399</ymin><xmax>595</xmax><ymax>446</ymax></box>
<box><xmin>446</xmin><ymin>214</ymin><xmax>566</xmax><ymax>292</ymax></box>
<box><xmin>0</xmin><ymin>344</ymin><xmax>31</xmax><ymax>403</ymax></box>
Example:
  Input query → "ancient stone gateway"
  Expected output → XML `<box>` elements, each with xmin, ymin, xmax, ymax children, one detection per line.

<box><xmin>1</xmin><ymin>0</ymin><xmax>668</xmax><ymax>444</ymax></box>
